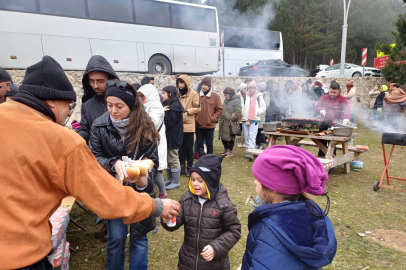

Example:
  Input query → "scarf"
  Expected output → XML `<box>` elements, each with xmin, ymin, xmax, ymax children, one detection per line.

<box><xmin>13</xmin><ymin>90</ymin><xmax>56</xmax><ymax>122</ymax></box>
<box><xmin>247</xmin><ymin>89</ymin><xmax>257</xmax><ymax>121</ymax></box>
<box><xmin>179</xmin><ymin>87</ymin><xmax>188</xmax><ymax>96</ymax></box>
<box><xmin>110</xmin><ymin>115</ymin><xmax>130</xmax><ymax>139</ymax></box>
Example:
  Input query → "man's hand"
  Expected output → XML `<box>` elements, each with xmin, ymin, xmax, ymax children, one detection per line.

<box><xmin>114</xmin><ymin>160</ymin><xmax>129</xmax><ymax>183</ymax></box>
<box><xmin>343</xmin><ymin>119</ymin><xmax>350</xmax><ymax>125</ymax></box>
<box><xmin>160</xmin><ymin>199</ymin><xmax>180</xmax><ymax>219</ymax></box>
<box><xmin>320</xmin><ymin>110</ymin><xmax>326</xmax><ymax>117</ymax></box>
<box><xmin>201</xmin><ymin>245</ymin><xmax>215</xmax><ymax>261</ymax></box>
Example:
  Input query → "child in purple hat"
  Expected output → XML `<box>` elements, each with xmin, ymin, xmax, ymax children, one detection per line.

<box><xmin>238</xmin><ymin>145</ymin><xmax>337</xmax><ymax>270</ymax></box>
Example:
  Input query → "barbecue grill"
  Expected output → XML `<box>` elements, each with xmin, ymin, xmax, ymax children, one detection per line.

<box><xmin>282</xmin><ymin>118</ymin><xmax>332</xmax><ymax>130</ymax></box>
<box><xmin>373</xmin><ymin>132</ymin><xmax>406</xmax><ymax>192</ymax></box>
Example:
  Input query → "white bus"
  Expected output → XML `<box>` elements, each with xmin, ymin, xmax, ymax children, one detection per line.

<box><xmin>214</xmin><ymin>26</ymin><xmax>283</xmax><ymax>76</ymax></box>
<box><xmin>0</xmin><ymin>0</ymin><xmax>220</xmax><ymax>75</ymax></box>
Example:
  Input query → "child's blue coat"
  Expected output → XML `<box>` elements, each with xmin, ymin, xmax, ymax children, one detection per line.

<box><xmin>242</xmin><ymin>200</ymin><xmax>337</xmax><ymax>270</ymax></box>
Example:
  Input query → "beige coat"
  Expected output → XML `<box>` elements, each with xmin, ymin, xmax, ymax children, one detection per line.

<box><xmin>342</xmin><ymin>86</ymin><xmax>357</xmax><ymax>112</ymax></box>
<box><xmin>178</xmin><ymin>75</ymin><xmax>201</xmax><ymax>133</ymax></box>
<box><xmin>368</xmin><ymin>88</ymin><xmax>380</xmax><ymax>109</ymax></box>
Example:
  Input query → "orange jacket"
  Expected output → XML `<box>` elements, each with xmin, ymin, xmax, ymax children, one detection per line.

<box><xmin>0</xmin><ymin>101</ymin><xmax>156</xmax><ymax>269</ymax></box>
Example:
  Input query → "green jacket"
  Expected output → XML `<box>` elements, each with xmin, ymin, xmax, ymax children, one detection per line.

<box><xmin>218</xmin><ymin>95</ymin><xmax>242</xmax><ymax>142</ymax></box>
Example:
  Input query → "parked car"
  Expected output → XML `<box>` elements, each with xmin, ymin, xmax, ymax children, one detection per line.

<box><xmin>239</xmin><ymin>59</ymin><xmax>308</xmax><ymax>77</ymax></box>
<box><xmin>315</xmin><ymin>63</ymin><xmax>381</xmax><ymax>78</ymax></box>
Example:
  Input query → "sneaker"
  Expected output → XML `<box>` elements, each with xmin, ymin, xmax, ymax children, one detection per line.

<box><xmin>259</xmin><ymin>144</ymin><xmax>265</xmax><ymax>150</ymax></box>
<box><xmin>244</xmin><ymin>154</ymin><xmax>252</xmax><ymax>161</ymax></box>
<box><xmin>255</xmin><ymin>145</ymin><xmax>260</xmax><ymax>149</ymax></box>
<box><xmin>159</xmin><ymin>192</ymin><xmax>168</xmax><ymax>199</ymax></box>
<box><xmin>94</xmin><ymin>223</ymin><xmax>108</xmax><ymax>239</ymax></box>
<box><xmin>225</xmin><ymin>149</ymin><xmax>234</xmax><ymax>157</ymax></box>
<box><xmin>278</xmin><ymin>137</ymin><xmax>284</xmax><ymax>141</ymax></box>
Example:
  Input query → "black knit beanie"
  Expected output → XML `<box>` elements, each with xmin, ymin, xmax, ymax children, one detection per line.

<box><xmin>189</xmin><ymin>150</ymin><xmax>226</xmax><ymax>200</ymax></box>
<box><xmin>18</xmin><ymin>56</ymin><xmax>76</xmax><ymax>101</ymax></box>
<box><xmin>0</xmin><ymin>67</ymin><xmax>12</xmax><ymax>83</ymax></box>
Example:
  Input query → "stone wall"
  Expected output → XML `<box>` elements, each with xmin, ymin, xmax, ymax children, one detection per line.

<box><xmin>6</xmin><ymin>69</ymin><xmax>388</xmax><ymax>122</ymax></box>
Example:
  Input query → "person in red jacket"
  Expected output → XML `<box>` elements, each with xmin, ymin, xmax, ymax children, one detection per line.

<box><xmin>314</xmin><ymin>81</ymin><xmax>351</xmax><ymax>158</ymax></box>
<box><xmin>314</xmin><ymin>81</ymin><xmax>351</xmax><ymax>123</ymax></box>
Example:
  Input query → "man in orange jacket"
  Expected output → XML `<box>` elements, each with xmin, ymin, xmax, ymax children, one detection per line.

<box><xmin>0</xmin><ymin>56</ymin><xmax>180</xmax><ymax>270</ymax></box>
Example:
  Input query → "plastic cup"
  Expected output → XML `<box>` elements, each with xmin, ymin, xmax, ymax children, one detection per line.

<box><xmin>167</xmin><ymin>217</ymin><xmax>176</xmax><ymax>227</ymax></box>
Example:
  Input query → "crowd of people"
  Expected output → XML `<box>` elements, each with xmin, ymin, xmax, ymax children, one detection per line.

<box><xmin>1</xmin><ymin>54</ymin><xmax>403</xmax><ymax>270</ymax></box>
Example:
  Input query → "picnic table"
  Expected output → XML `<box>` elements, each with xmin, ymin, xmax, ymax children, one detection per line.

<box><xmin>246</xmin><ymin>131</ymin><xmax>368</xmax><ymax>174</ymax></box>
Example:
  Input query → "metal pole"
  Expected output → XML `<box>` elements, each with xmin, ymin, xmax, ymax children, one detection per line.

<box><xmin>222</xmin><ymin>54</ymin><xmax>225</xmax><ymax>76</ymax></box>
<box><xmin>339</xmin><ymin>0</ymin><xmax>352</xmax><ymax>77</ymax></box>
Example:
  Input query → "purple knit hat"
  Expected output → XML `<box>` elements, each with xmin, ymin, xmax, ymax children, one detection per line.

<box><xmin>252</xmin><ymin>145</ymin><xmax>328</xmax><ymax>196</ymax></box>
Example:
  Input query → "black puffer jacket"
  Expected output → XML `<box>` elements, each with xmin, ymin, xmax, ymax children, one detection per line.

<box><xmin>88</xmin><ymin>112</ymin><xmax>158</xmax><ymax>198</ymax></box>
<box><xmin>161</xmin><ymin>184</ymin><xmax>241</xmax><ymax>270</ymax></box>
<box><xmin>165</xmin><ymin>100</ymin><xmax>184</xmax><ymax>149</ymax></box>
<box><xmin>78</xmin><ymin>56</ymin><xmax>118</xmax><ymax>143</ymax></box>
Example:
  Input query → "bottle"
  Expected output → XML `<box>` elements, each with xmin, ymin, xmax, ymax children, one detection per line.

<box><xmin>167</xmin><ymin>217</ymin><xmax>176</xmax><ymax>227</ymax></box>
<box><xmin>349</xmin><ymin>139</ymin><xmax>354</xmax><ymax>147</ymax></box>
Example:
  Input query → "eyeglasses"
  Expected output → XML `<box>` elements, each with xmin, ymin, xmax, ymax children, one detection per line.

<box><xmin>63</xmin><ymin>102</ymin><xmax>77</xmax><ymax>127</ymax></box>
<box><xmin>88</xmin><ymin>79</ymin><xmax>106</xmax><ymax>86</ymax></box>
<box><xmin>106</xmin><ymin>80</ymin><xmax>128</xmax><ymax>89</ymax></box>
<box><xmin>69</xmin><ymin>101</ymin><xmax>76</xmax><ymax>111</ymax></box>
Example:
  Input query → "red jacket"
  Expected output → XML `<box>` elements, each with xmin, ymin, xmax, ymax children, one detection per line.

<box><xmin>314</xmin><ymin>94</ymin><xmax>351</xmax><ymax>121</ymax></box>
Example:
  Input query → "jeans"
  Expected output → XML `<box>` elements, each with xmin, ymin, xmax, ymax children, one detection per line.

<box><xmin>179</xmin><ymin>132</ymin><xmax>194</xmax><ymax>168</ymax></box>
<box><xmin>196</xmin><ymin>128</ymin><xmax>215</xmax><ymax>154</ymax></box>
<box><xmin>387</xmin><ymin>114</ymin><xmax>401</xmax><ymax>131</ymax></box>
<box><xmin>222</xmin><ymin>140</ymin><xmax>235</xmax><ymax>150</ymax></box>
<box><xmin>107</xmin><ymin>218</ymin><xmax>149</xmax><ymax>270</ymax></box>
<box><xmin>350</xmin><ymin>114</ymin><xmax>355</xmax><ymax>123</ymax></box>
<box><xmin>242</xmin><ymin>122</ymin><xmax>259</xmax><ymax>150</ymax></box>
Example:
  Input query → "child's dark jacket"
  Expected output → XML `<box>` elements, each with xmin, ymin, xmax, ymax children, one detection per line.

<box><xmin>161</xmin><ymin>183</ymin><xmax>241</xmax><ymax>270</ymax></box>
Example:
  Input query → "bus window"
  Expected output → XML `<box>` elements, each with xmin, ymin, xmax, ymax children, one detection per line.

<box><xmin>134</xmin><ymin>0</ymin><xmax>170</xmax><ymax>27</ymax></box>
<box><xmin>88</xmin><ymin>0</ymin><xmax>133</xmax><ymax>23</ymax></box>
<box><xmin>171</xmin><ymin>4</ymin><xmax>216</xmax><ymax>32</ymax></box>
<box><xmin>0</xmin><ymin>0</ymin><xmax>36</xmax><ymax>12</ymax></box>
<box><xmin>39</xmin><ymin>0</ymin><xmax>86</xmax><ymax>18</ymax></box>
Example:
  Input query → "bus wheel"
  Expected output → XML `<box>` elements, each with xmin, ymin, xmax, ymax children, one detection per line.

<box><xmin>148</xmin><ymin>56</ymin><xmax>172</xmax><ymax>75</ymax></box>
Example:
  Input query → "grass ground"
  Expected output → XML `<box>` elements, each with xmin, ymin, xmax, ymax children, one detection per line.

<box><xmin>68</xmin><ymin>122</ymin><xmax>406</xmax><ymax>270</ymax></box>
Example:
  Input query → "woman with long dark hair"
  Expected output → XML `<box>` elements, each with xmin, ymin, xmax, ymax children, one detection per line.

<box><xmin>89</xmin><ymin>81</ymin><xmax>159</xmax><ymax>270</ymax></box>
<box><xmin>161</xmin><ymin>86</ymin><xmax>184</xmax><ymax>190</ymax></box>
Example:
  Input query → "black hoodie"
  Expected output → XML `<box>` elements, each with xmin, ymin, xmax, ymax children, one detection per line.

<box><xmin>78</xmin><ymin>56</ymin><xmax>118</xmax><ymax>143</ymax></box>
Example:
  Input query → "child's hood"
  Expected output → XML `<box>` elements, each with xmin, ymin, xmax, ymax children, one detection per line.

<box><xmin>249</xmin><ymin>200</ymin><xmax>337</xmax><ymax>268</ymax></box>
<box><xmin>189</xmin><ymin>151</ymin><xmax>226</xmax><ymax>200</ymax></box>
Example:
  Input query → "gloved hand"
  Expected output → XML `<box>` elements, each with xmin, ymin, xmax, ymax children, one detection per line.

<box><xmin>343</xmin><ymin>119</ymin><xmax>350</xmax><ymax>125</ymax></box>
<box><xmin>320</xmin><ymin>110</ymin><xmax>326</xmax><ymax>117</ymax></box>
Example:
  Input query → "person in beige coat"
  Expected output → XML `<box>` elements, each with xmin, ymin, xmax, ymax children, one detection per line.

<box><xmin>342</xmin><ymin>82</ymin><xmax>357</xmax><ymax>123</ymax></box>
<box><xmin>177</xmin><ymin>74</ymin><xmax>200</xmax><ymax>176</ymax></box>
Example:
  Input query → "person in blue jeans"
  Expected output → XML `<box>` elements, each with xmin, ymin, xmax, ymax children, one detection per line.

<box><xmin>89</xmin><ymin>81</ymin><xmax>161</xmax><ymax>270</ymax></box>
<box><xmin>107</xmin><ymin>219</ymin><xmax>149</xmax><ymax>270</ymax></box>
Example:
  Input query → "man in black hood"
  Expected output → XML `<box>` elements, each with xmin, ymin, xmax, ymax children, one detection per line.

<box><xmin>78</xmin><ymin>56</ymin><xmax>118</xmax><ymax>143</ymax></box>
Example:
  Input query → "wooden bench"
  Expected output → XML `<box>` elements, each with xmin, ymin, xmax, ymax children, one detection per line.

<box><xmin>246</xmin><ymin>149</ymin><xmax>265</xmax><ymax>161</ymax></box>
<box><xmin>296</xmin><ymin>140</ymin><xmax>368</xmax><ymax>154</ymax></box>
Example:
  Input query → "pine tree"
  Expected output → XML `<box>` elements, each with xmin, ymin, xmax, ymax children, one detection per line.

<box><xmin>377</xmin><ymin>0</ymin><xmax>406</xmax><ymax>84</ymax></box>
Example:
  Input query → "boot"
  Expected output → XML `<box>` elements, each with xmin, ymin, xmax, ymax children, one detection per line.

<box><xmin>236</xmin><ymin>136</ymin><xmax>243</xmax><ymax>148</ymax></box>
<box><xmin>226</xmin><ymin>149</ymin><xmax>233</xmax><ymax>157</ymax></box>
<box><xmin>164</xmin><ymin>168</ymin><xmax>172</xmax><ymax>186</ymax></box>
<box><xmin>166</xmin><ymin>169</ymin><xmax>181</xmax><ymax>190</ymax></box>
<box><xmin>219</xmin><ymin>148</ymin><xmax>227</xmax><ymax>155</ymax></box>
<box><xmin>180</xmin><ymin>165</ymin><xmax>186</xmax><ymax>176</ymax></box>
<box><xmin>186</xmin><ymin>166</ymin><xmax>192</xmax><ymax>177</ymax></box>
<box><xmin>94</xmin><ymin>223</ymin><xmax>107</xmax><ymax>239</ymax></box>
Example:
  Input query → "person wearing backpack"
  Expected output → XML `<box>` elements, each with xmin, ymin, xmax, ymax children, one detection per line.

<box><xmin>241</xmin><ymin>81</ymin><xmax>266</xmax><ymax>160</ymax></box>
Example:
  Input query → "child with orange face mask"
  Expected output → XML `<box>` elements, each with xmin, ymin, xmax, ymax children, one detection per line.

<box><xmin>161</xmin><ymin>151</ymin><xmax>241</xmax><ymax>270</ymax></box>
